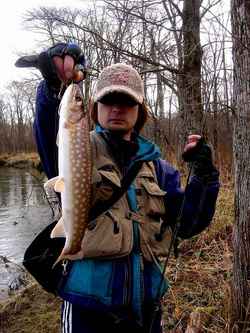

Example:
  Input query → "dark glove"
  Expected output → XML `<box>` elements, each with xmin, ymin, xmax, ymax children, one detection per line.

<box><xmin>15</xmin><ymin>43</ymin><xmax>87</xmax><ymax>90</ymax></box>
<box><xmin>38</xmin><ymin>43</ymin><xmax>87</xmax><ymax>88</ymax></box>
<box><xmin>182</xmin><ymin>138</ymin><xmax>219</xmax><ymax>181</ymax></box>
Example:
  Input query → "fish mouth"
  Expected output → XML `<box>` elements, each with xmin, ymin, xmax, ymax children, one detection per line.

<box><xmin>72</xmin><ymin>84</ymin><xmax>84</xmax><ymax>103</ymax></box>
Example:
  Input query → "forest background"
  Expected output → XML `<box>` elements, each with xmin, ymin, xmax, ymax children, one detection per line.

<box><xmin>0</xmin><ymin>0</ymin><xmax>233</xmax><ymax>175</ymax></box>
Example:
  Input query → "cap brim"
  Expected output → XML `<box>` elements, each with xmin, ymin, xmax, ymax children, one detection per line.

<box><xmin>94</xmin><ymin>85</ymin><xmax>143</xmax><ymax>104</ymax></box>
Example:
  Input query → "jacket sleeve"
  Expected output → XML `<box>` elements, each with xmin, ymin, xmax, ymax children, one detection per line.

<box><xmin>33</xmin><ymin>80</ymin><xmax>60</xmax><ymax>179</ymax></box>
<box><xmin>153</xmin><ymin>159</ymin><xmax>220</xmax><ymax>238</ymax></box>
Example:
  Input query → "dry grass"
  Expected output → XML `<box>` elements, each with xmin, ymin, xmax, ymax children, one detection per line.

<box><xmin>162</xmin><ymin>183</ymin><xmax>234</xmax><ymax>332</ymax></box>
<box><xmin>0</xmin><ymin>282</ymin><xmax>61</xmax><ymax>333</ymax></box>
<box><xmin>0</xmin><ymin>152</ymin><xmax>40</xmax><ymax>168</ymax></box>
<box><xmin>0</xmin><ymin>182</ymin><xmax>234</xmax><ymax>333</ymax></box>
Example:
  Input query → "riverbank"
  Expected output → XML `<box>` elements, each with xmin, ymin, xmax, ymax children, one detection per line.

<box><xmin>0</xmin><ymin>153</ymin><xmax>41</xmax><ymax>169</ymax></box>
<box><xmin>0</xmin><ymin>281</ymin><xmax>61</xmax><ymax>333</ymax></box>
<box><xmin>0</xmin><ymin>183</ymin><xmax>234</xmax><ymax>332</ymax></box>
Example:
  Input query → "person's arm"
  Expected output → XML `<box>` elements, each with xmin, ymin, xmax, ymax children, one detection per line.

<box><xmin>34</xmin><ymin>80</ymin><xmax>60</xmax><ymax>179</ymax></box>
<box><xmin>29</xmin><ymin>43</ymin><xmax>87</xmax><ymax>179</ymax></box>
<box><xmin>154</xmin><ymin>138</ymin><xmax>220</xmax><ymax>238</ymax></box>
<box><xmin>167</xmin><ymin>169</ymin><xmax>219</xmax><ymax>238</ymax></box>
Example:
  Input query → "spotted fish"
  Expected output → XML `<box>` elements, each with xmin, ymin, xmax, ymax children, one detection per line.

<box><xmin>44</xmin><ymin>83</ymin><xmax>92</xmax><ymax>265</ymax></box>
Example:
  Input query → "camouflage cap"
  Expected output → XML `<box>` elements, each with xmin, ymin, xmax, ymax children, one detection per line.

<box><xmin>93</xmin><ymin>63</ymin><xmax>144</xmax><ymax>104</ymax></box>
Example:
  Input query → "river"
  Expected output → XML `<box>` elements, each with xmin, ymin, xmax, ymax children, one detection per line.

<box><xmin>0</xmin><ymin>167</ymin><xmax>52</xmax><ymax>263</ymax></box>
<box><xmin>0</xmin><ymin>167</ymin><xmax>53</xmax><ymax>300</ymax></box>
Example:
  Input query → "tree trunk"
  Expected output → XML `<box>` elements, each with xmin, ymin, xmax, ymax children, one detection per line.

<box><xmin>213</xmin><ymin>76</ymin><xmax>219</xmax><ymax>164</ymax></box>
<box><xmin>230</xmin><ymin>0</ymin><xmax>250</xmax><ymax>331</ymax></box>
<box><xmin>180</xmin><ymin>0</ymin><xmax>203</xmax><ymax>145</ymax></box>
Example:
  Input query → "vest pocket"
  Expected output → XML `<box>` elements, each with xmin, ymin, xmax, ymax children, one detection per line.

<box><xmin>82</xmin><ymin>211</ymin><xmax>133</xmax><ymax>259</ymax></box>
<box><xmin>92</xmin><ymin>167</ymin><xmax>121</xmax><ymax>204</ymax></box>
<box><xmin>135</xmin><ymin>176</ymin><xmax>171</xmax><ymax>260</ymax></box>
<box><xmin>138</xmin><ymin>178</ymin><xmax>166</xmax><ymax>218</ymax></box>
<box><xmin>98</xmin><ymin>169</ymin><xmax>121</xmax><ymax>187</ymax></box>
<box><xmin>140</xmin><ymin>222</ymin><xmax>172</xmax><ymax>260</ymax></box>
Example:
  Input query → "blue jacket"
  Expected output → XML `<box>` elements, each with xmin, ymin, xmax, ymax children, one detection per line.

<box><xmin>34</xmin><ymin>80</ymin><xmax>220</xmax><ymax>321</ymax></box>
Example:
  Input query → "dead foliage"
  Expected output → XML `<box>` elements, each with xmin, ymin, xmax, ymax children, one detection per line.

<box><xmin>162</xmin><ymin>183</ymin><xmax>233</xmax><ymax>332</ymax></box>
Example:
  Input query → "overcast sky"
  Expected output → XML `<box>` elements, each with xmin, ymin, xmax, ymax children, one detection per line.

<box><xmin>0</xmin><ymin>0</ymin><xmax>89</xmax><ymax>90</ymax></box>
<box><xmin>0</xmin><ymin>0</ymin><xmax>230</xmax><ymax>91</ymax></box>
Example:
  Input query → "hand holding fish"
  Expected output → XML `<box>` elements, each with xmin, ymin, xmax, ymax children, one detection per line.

<box><xmin>51</xmin><ymin>43</ymin><xmax>86</xmax><ymax>83</ymax></box>
<box><xmin>15</xmin><ymin>42</ymin><xmax>87</xmax><ymax>89</ymax></box>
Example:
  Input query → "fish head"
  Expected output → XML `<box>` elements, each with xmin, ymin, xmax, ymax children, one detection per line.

<box><xmin>59</xmin><ymin>83</ymin><xmax>86</xmax><ymax>125</ymax></box>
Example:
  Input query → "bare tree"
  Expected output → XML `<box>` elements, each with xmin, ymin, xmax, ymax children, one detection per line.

<box><xmin>0</xmin><ymin>98</ymin><xmax>9</xmax><ymax>154</ymax></box>
<box><xmin>0</xmin><ymin>80</ymin><xmax>37</xmax><ymax>153</ymax></box>
<box><xmin>179</xmin><ymin>0</ymin><xmax>203</xmax><ymax>142</ymax></box>
<box><xmin>230</xmin><ymin>0</ymin><xmax>250</xmax><ymax>330</ymax></box>
<box><xmin>22</xmin><ymin>1</ymin><xmax>232</xmax><ymax>168</ymax></box>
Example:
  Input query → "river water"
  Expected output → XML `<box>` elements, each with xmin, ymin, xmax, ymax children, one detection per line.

<box><xmin>0</xmin><ymin>167</ymin><xmax>54</xmax><ymax>300</ymax></box>
<box><xmin>0</xmin><ymin>167</ymin><xmax>52</xmax><ymax>263</ymax></box>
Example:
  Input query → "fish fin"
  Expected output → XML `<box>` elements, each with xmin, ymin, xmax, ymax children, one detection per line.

<box><xmin>54</xmin><ymin>177</ymin><xmax>65</xmax><ymax>192</ymax></box>
<box><xmin>50</xmin><ymin>217</ymin><xmax>65</xmax><ymax>238</ymax></box>
<box><xmin>44</xmin><ymin>176</ymin><xmax>60</xmax><ymax>191</ymax></box>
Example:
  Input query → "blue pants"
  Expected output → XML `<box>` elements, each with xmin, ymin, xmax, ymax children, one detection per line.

<box><xmin>61</xmin><ymin>301</ymin><xmax>163</xmax><ymax>333</ymax></box>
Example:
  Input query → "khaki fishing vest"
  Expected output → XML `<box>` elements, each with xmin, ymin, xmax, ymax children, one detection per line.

<box><xmin>81</xmin><ymin>132</ymin><xmax>172</xmax><ymax>262</ymax></box>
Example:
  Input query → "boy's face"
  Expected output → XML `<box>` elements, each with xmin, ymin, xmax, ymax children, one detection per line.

<box><xmin>97</xmin><ymin>93</ymin><xmax>139</xmax><ymax>140</ymax></box>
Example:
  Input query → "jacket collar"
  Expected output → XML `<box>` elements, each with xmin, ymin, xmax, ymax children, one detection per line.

<box><xmin>95</xmin><ymin>125</ymin><xmax>161</xmax><ymax>166</ymax></box>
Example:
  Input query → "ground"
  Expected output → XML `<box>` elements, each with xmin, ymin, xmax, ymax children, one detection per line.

<box><xmin>0</xmin><ymin>283</ymin><xmax>61</xmax><ymax>333</ymax></box>
<box><xmin>163</xmin><ymin>182</ymin><xmax>233</xmax><ymax>332</ymax></box>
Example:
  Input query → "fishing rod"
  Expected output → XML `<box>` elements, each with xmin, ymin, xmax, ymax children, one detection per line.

<box><xmin>148</xmin><ymin>160</ymin><xmax>194</xmax><ymax>333</ymax></box>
